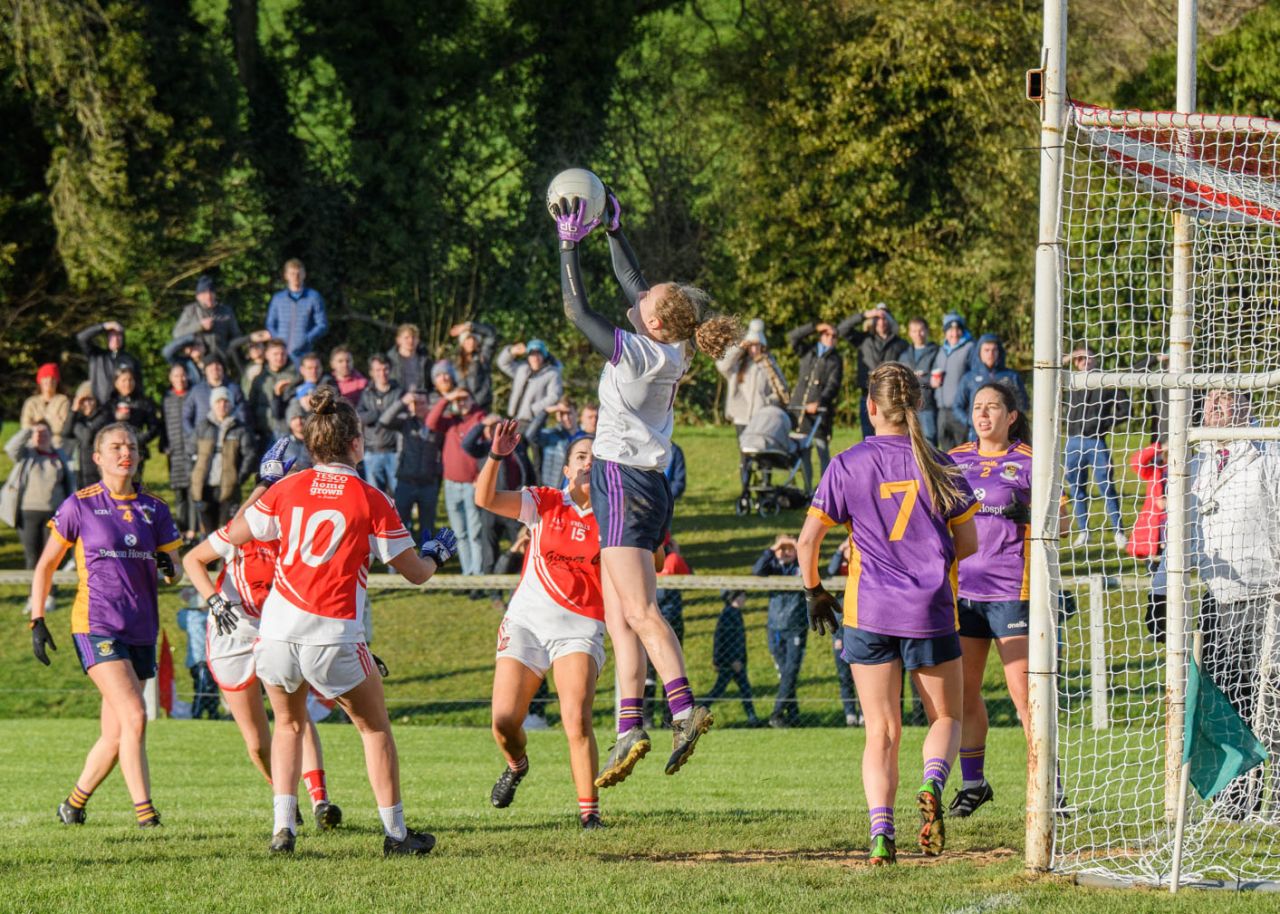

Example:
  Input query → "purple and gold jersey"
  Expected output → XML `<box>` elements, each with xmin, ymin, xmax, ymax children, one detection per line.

<box><xmin>949</xmin><ymin>441</ymin><xmax>1032</xmax><ymax>601</ymax></box>
<box><xmin>808</xmin><ymin>436</ymin><xmax>977</xmax><ymax>638</ymax></box>
<box><xmin>48</xmin><ymin>484</ymin><xmax>182</xmax><ymax>645</ymax></box>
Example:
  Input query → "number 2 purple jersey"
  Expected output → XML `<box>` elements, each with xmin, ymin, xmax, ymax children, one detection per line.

<box><xmin>808</xmin><ymin>436</ymin><xmax>977</xmax><ymax>638</ymax></box>
<box><xmin>948</xmin><ymin>441</ymin><xmax>1033</xmax><ymax>601</ymax></box>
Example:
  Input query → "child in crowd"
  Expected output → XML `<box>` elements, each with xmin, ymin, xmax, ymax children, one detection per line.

<box><xmin>753</xmin><ymin>533</ymin><xmax>807</xmax><ymax>728</ymax></box>
<box><xmin>176</xmin><ymin>586</ymin><xmax>219</xmax><ymax>720</ymax></box>
<box><xmin>704</xmin><ymin>589</ymin><xmax>760</xmax><ymax>726</ymax></box>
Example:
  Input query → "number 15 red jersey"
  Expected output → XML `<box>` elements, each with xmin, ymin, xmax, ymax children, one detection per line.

<box><xmin>246</xmin><ymin>463</ymin><xmax>414</xmax><ymax>644</ymax></box>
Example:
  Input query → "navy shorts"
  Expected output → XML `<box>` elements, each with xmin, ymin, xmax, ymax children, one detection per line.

<box><xmin>842</xmin><ymin>627</ymin><xmax>962</xmax><ymax>671</ymax></box>
<box><xmin>957</xmin><ymin>599</ymin><xmax>1030</xmax><ymax>640</ymax></box>
<box><xmin>73</xmin><ymin>633</ymin><xmax>156</xmax><ymax>681</ymax></box>
<box><xmin>591</xmin><ymin>458</ymin><xmax>672</xmax><ymax>552</ymax></box>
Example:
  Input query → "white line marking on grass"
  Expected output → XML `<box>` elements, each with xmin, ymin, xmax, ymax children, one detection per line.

<box><xmin>944</xmin><ymin>892</ymin><xmax>1021</xmax><ymax>914</ymax></box>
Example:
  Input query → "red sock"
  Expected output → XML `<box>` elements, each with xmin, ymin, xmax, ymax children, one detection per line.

<box><xmin>303</xmin><ymin>769</ymin><xmax>327</xmax><ymax>807</ymax></box>
<box><xmin>578</xmin><ymin>797</ymin><xmax>599</xmax><ymax>822</ymax></box>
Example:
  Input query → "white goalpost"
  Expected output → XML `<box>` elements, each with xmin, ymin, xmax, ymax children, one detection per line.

<box><xmin>1028</xmin><ymin>0</ymin><xmax>1280</xmax><ymax>891</ymax></box>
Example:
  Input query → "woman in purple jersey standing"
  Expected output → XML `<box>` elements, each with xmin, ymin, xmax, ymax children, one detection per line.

<box><xmin>797</xmin><ymin>363</ymin><xmax>978</xmax><ymax>865</ymax></box>
<box><xmin>27</xmin><ymin>423</ymin><xmax>183</xmax><ymax>828</ymax></box>
<box><xmin>945</xmin><ymin>383</ymin><xmax>1032</xmax><ymax>818</ymax></box>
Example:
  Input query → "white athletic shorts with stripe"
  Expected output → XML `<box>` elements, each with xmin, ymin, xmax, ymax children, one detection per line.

<box><xmin>206</xmin><ymin>614</ymin><xmax>262</xmax><ymax>692</ymax></box>
<box><xmin>253</xmin><ymin>637</ymin><xmax>378</xmax><ymax>700</ymax></box>
<box><xmin>495</xmin><ymin>616</ymin><xmax>605</xmax><ymax>679</ymax></box>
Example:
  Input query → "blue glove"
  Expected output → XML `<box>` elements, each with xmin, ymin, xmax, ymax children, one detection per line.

<box><xmin>258</xmin><ymin>437</ymin><xmax>296</xmax><ymax>487</ymax></box>
<box><xmin>420</xmin><ymin>528</ymin><xmax>458</xmax><ymax>567</ymax></box>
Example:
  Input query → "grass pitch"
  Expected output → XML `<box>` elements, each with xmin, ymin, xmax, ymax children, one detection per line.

<box><xmin>0</xmin><ymin>720</ymin><xmax>1251</xmax><ymax>914</ymax></box>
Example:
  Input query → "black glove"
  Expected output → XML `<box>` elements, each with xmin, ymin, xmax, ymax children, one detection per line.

<box><xmin>155</xmin><ymin>550</ymin><xmax>176</xmax><ymax>583</ymax></box>
<box><xmin>30</xmin><ymin>618</ymin><xmax>56</xmax><ymax>666</ymax></box>
<box><xmin>1000</xmin><ymin>499</ymin><xmax>1031</xmax><ymax>525</ymax></box>
<box><xmin>207</xmin><ymin>593</ymin><xmax>241</xmax><ymax>637</ymax></box>
<box><xmin>805</xmin><ymin>584</ymin><xmax>841</xmax><ymax>636</ymax></box>
<box><xmin>372</xmin><ymin>653</ymin><xmax>389</xmax><ymax>677</ymax></box>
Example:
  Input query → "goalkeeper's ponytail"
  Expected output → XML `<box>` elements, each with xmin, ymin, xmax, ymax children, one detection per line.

<box><xmin>655</xmin><ymin>284</ymin><xmax>741</xmax><ymax>359</ymax></box>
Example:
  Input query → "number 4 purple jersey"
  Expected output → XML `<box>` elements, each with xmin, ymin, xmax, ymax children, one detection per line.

<box><xmin>948</xmin><ymin>441</ymin><xmax>1033</xmax><ymax>601</ymax></box>
<box><xmin>808</xmin><ymin>436</ymin><xmax>977</xmax><ymax>638</ymax></box>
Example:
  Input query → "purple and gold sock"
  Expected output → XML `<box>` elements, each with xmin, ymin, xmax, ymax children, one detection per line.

<box><xmin>923</xmin><ymin>757</ymin><xmax>952</xmax><ymax>789</ymax></box>
<box><xmin>68</xmin><ymin>784</ymin><xmax>92</xmax><ymax>810</ymax></box>
<box><xmin>133</xmin><ymin>799</ymin><xmax>159</xmax><ymax>825</ymax></box>
<box><xmin>870</xmin><ymin>806</ymin><xmax>895</xmax><ymax>840</ymax></box>
<box><xmin>618</xmin><ymin>698</ymin><xmax>644</xmax><ymax>735</ymax></box>
<box><xmin>959</xmin><ymin>746</ymin><xmax>986</xmax><ymax>787</ymax></box>
<box><xmin>664</xmin><ymin>677</ymin><xmax>694</xmax><ymax>721</ymax></box>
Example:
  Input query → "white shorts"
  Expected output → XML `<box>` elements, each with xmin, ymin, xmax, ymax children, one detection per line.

<box><xmin>206</xmin><ymin>617</ymin><xmax>261</xmax><ymax>692</ymax></box>
<box><xmin>253</xmin><ymin>638</ymin><xmax>378</xmax><ymax>700</ymax></box>
<box><xmin>495</xmin><ymin>616</ymin><xmax>605</xmax><ymax>679</ymax></box>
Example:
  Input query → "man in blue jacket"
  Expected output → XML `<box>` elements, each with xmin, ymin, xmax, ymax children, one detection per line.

<box><xmin>930</xmin><ymin>312</ymin><xmax>975</xmax><ymax>450</ymax></box>
<box><xmin>952</xmin><ymin>334</ymin><xmax>1029</xmax><ymax>440</ymax></box>
<box><xmin>266</xmin><ymin>258</ymin><xmax>328</xmax><ymax>362</ymax></box>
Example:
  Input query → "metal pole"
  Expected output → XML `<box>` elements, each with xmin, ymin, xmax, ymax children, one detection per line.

<box><xmin>1026</xmin><ymin>0</ymin><xmax>1068</xmax><ymax>873</ymax></box>
<box><xmin>1089</xmin><ymin>576</ymin><xmax>1109</xmax><ymax>730</ymax></box>
<box><xmin>1170</xmin><ymin>630</ymin><xmax>1203</xmax><ymax>892</ymax></box>
<box><xmin>1163</xmin><ymin>0</ymin><xmax>1198</xmax><ymax>823</ymax></box>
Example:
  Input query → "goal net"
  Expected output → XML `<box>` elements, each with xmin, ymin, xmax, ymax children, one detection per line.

<box><xmin>1052</xmin><ymin>102</ymin><xmax>1280</xmax><ymax>888</ymax></box>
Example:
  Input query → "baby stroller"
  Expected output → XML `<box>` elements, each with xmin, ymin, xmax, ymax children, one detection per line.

<box><xmin>734</xmin><ymin>405</ymin><xmax>821</xmax><ymax>518</ymax></box>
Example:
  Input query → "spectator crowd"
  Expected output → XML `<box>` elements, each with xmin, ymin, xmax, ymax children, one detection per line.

<box><xmin>8</xmin><ymin>271</ymin><xmax>1231</xmax><ymax>728</ymax></box>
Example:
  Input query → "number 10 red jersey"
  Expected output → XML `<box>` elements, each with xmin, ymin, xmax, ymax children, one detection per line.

<box><xmin>245</xmin><ymin>463</ymin><xmax>414</xmax><ymax>644</ymax></box>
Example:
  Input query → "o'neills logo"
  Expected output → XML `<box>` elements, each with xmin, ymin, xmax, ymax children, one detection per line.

<box><xmin>309</xmin><ymin>473</ymin><xmax>347</xmax><ymax>499</ymax></box>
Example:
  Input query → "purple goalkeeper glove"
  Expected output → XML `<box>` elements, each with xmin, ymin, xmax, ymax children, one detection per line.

<box><xmin>420</xmin><ymin>528</ymin><xmax>458</xmax><ymax>567</ymax></box>
<box><xmin>258</xmin><ymin>437</ymin><xmax>296</xmax><ymax>487</ymax></box>
<box><xmin>552</xmin><ymin>196</ymin><xmax>601</xmax><ymax>245</ymax></box>
<box><xmin>603</xmin><ymin>187</ymin><xmax>622</xmax><ymax>235</ymax></box>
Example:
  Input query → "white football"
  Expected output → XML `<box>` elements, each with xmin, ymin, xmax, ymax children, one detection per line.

<box><xmin>545</xmin><ymin>168</ymin><xmax>606</xmax><ymax>222</ymax></box>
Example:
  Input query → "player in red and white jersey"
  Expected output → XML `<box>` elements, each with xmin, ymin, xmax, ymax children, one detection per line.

<box><xmin>190</xmin><ymin>387</ymin><xmax>457</xmax><ymax>857</ymax></box>
<box><xmin>475</xmin><ymin>421</ymin><xmax>606</xmax><ymax>829</ymax></box>
<box><xmin>183</xmin><ymin>440</ymin><xmax>344</xmax><ymax>831</ymax></box>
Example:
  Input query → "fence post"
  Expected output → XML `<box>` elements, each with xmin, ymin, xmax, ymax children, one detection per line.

<box><xmin>1089</xmin><ymin>575</ymin><xmax>1108</xmax><ymax>730</ymax></box>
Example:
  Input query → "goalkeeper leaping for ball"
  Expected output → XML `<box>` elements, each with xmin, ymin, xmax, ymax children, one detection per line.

<box><xmin>553</xmin><ymin>188</ymin><xmax>738</xmax><ymax>786</ymax></box>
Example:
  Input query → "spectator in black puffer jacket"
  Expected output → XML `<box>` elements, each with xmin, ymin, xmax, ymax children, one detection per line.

<box><xmin>160</xmin><ymin>364</ymin><xmax>196</xmax><ymax>542</ymax></box>
<box><xmin>704</xmin><ymin>589</ymin><xmax>760</xmax><ymax>726</ymax></box>
<box><xmin>837</xmin><ymin>303</ymin><xmax>910</xmax><ymax>440</ymax></box>
<box><xmin>76</xmin><ymin>320</ymin><xmax>143</xmax><ymax>405</ymax></box>
<box><xmin>388</xmin><ymin>390</ymin><xmax>441</xmax><ymax>544</ymax></box>
<box><xmin>787</xmin><ymin>321</ymin><xmax>844</xmax><ymax>488</ymax></box>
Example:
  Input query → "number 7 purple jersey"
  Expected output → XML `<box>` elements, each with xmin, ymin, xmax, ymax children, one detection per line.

<box><xmin>808</xmin><ymin>435</ymin><xmax>977</xmax><ymax>638</ymax></box>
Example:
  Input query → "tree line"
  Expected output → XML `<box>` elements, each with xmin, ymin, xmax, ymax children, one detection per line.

<box><xmin>2</xmin><ymin>0</ymin><xmax>1276</xmax><ymax>420</ymax></box>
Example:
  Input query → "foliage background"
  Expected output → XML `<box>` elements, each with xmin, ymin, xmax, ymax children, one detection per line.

<box><xmin>1</xmin><ymin>0</ymin><xmax>1274</xmax><ymax>420</ymax></box>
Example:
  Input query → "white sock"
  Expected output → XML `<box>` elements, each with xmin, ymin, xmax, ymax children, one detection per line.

<box><xmin>962</xmin><ymin>778</ymin><xmax>985</xmax><ymax>790</ymax></box>
<box><xmin>273</xmin><ymin>794</ymin><xmax>298</xmax><ymax>835</ymax></box>
<box><xmin>379</xmin><ymin>802</ymin><xmax>407</xmax><ymax>841</ymax></box>
<box><xmin>672</xmin><ymin>708</ymin><xmax>692</xmax><ymax>722</ymax></box>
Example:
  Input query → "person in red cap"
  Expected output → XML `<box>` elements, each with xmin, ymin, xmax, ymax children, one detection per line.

<box><xmin>21</xmin><ymin>364</ymin><xmax>70</xmax><ymax>452</ymax></box>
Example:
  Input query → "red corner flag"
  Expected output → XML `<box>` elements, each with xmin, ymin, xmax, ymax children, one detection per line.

<box><xmin>158</xmin><ymin>630</ymin><xmax>174</xmax><ymax>717</ymax></box>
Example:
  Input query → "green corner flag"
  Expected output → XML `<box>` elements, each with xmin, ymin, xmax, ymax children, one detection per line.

<box><xmin>1183</xmin><ymin>656</ymin><xmax>1269</xmax><ymax>801</ymax></box>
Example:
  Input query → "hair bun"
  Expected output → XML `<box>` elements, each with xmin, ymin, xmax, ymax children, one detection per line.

<box><xmin>311</xmin><ymin>385</ymin><xmax>338</xmax><ymax>415</ymax></box>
